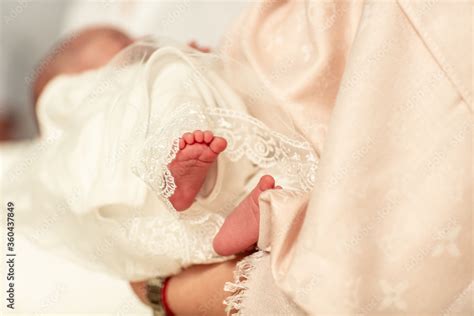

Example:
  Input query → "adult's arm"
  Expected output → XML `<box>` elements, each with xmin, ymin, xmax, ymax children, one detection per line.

<box><xmin>130</xmin><ymin>257</ymin><xmax>242</xmax><ymax>316</ymax></box>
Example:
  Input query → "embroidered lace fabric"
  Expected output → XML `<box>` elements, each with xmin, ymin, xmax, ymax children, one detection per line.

<box><xmin>123</xmin><ymin>40</ymin><xmax>319</xmax><ymax>220</ymax></box>
<box><xmin>133</xmin><ymin>102</ymin><xmax>319</xmax><ymax>218</ymax></box>
<box><xmin>1</xmin><ymin>39</ymin><xmax>318</xmax><ymax>280</ymax></box>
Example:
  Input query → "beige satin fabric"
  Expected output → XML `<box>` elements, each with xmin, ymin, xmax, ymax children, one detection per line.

<box><xmin>223</xmin><ymin>0</ymin><xmax>472</xmax><ymax>314</ymax></box>
<box><xmin>221</xmin><ymin>0</ymin><xmax>363</xmax><ymax>152</ymax></box>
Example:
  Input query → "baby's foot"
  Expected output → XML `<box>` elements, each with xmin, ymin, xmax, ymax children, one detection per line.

<box><xmin>168</xmin><ymin>130</ymin><xmax>227</xmax><ymax>211</ymax></box>
<box><xmin>213</xmin><ymin>175</ymin><xmax>278</xmax><ymax>256</ymax></box>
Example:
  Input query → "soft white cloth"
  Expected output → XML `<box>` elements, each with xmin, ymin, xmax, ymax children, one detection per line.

<box><xmin>0</xmin><ymin>41</ymin><xmax>317</xmax><ymax>281</ymax></box>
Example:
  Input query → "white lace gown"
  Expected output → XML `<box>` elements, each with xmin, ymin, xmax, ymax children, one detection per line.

<box><xmin>0</xmin><ymin>41</ymin><xmax>317</xmax><ymax>280</ymax></box>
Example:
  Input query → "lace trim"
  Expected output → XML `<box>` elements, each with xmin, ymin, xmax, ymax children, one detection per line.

<box><xmin>132</xmin><ymin>102</ymin><xmax>209</xmax><ymax>214</ymax></box>
<box><xmin>208</xmin><ymin>107</ymin><xmax>318</xmax><ymax>193</ymax></box>
<box><xmin>223</xmin><ymin>251</ymin><xmax>265</xmax><ymax>315</ymax></box>
<box><xmin>132</xmin><ymin>103</ymin><xmax>319</xmax><ymax>217</ymax></box>
<box><xmin>126</xmin><ymin>211</ymin><xmax>227</xmax><ymax>274</ymax></box>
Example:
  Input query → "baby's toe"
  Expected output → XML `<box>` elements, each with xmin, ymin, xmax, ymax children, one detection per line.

<box><xmin>203</xmin><ymin>131</ymin><xmax>214</xmax><ymax>143</ymax></box>
<box><xmin>258</xmin><ymin>175</ymin><xmax>275</xmax><ymax>191</ymax></box>
<box><xmin>209</xmin><ymin>136</ymin><xmax>227</xmax><ymax>154</ymax></box>
<box><xmin>194</xmin><ymin>130</ymin><xmax>204</xmax><ymax>143</ymax></box>
<box><xmin>179</xmin><ymin>138</ymin><xmax>186</xmax><ymax>149</ymax></box>
<box><xmin>183</xmin><ymin>132</ymin><xmax>194</xmax><ymax>144</ymax></box>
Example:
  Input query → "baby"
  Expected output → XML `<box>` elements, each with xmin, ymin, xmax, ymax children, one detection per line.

<box><xmin>23</xmin><ymin>26</ymin><xmax>311</xmax><ymax>280</ymax></box>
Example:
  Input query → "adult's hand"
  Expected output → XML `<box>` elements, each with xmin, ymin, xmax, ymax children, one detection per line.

<box><xmin>130</xmin><ymin>256</ymin><xmax>243</xmax><ymax>316</ymax></box>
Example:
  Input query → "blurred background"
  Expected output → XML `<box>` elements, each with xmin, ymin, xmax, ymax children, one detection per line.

<box><xmin>1</xmin><ymin>0</ymin><xmax>248</xmax><ymax>314</ymax></box>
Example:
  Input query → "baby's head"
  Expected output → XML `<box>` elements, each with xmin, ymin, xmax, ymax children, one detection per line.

<box><xmin>33</xmin><ymin>26</ymin><xmax>133</xmax><ymax>103</ymax></box>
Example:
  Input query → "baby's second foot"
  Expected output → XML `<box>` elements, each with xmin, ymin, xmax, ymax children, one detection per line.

<box><xmin>213</xmin><ymin>175</ymin><xmax>278</xmax><ymax>256</ymax></box>
<box><xmin>168</xmin><ymin>130</ymin><xmax>227</xmax><ymax>211</ymax></box>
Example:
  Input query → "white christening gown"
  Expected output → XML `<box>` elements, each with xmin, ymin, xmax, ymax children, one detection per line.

<box><xmin>0</xmin><ymin>40</ymin><xmax>317</xmax><ymax>280</ymax></box>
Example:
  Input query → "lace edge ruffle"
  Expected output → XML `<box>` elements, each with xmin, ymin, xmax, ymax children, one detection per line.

<box><xmin>132</xmin><ymin>102</ymin><xmax>209</xmax><ymax>215</ymax></box>
<box><xmin>223</xmin><ymin>251</ymin><xmax>266</xmax><ymax>315</ymax></box>
<box><xmin>133</xmin><ymin>102</ymin><xmax>319</xmax><ymax>216</ymax></box>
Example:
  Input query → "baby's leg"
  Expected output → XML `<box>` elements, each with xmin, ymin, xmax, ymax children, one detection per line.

<box><xmin>213</xmin><ymin>175</ymin><xmax>278</xmax><ymax>256</ymax></box>
<box><xmin>168</xmin><ymin>130</ymin><xmax>227</xmax><ymax>211</ymax></box>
